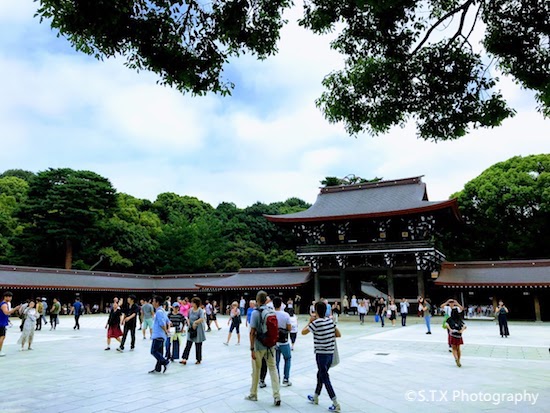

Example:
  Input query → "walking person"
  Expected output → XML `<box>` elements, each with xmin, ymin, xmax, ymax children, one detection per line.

<box><xmin>73</xmin><ymin>297</ymin><xmax>83</xmax><ymax>330</ymax></box>
<box><xmin>342</xmin><ymin>295</ymin><xmax>349</xmax><ymax>316</ymax></box>
<box><xmin>273</xmin><ymin>297</ymin><xmax>292</xmax><ymax>386</ymax></box>
<box><xmin>445</xmin><ymin>308</ymin><xmax>467</xmax><ymax>367</ymax></box>
<box><xmin>205</xmin><ymin>300</ymin><xmax>213</xmax><ymax>332</ymax></box>
<box><xmin>245</xmin><ymin>290</ymin><xmax>281</xmax><ymax>406</ymax></box>
<box><xmin>289</xmin><ymin>308</ymin><xmax>298</xmax><ymax>351</ymax></box>
<box><xmin>18</xmin><ymin>299</ymin><xmax>38</xmax><ymax>351</ymax></box>
<box><xmin>417</xmin><ymin>296</ymin><xmax>424</xmax><ymax>317</ymax></box>
<box><xmin>180</xmin><ymin>297</ymin><xmax>206</xmax><ymax>365</ymax></box>
<box><xmin>350</xmin><ymin>295</ymin><xmax>358</xmax><ymax>315</ymax></box>
<box><xmin>388</xmin><ymin>299</ymin><xmax>397</xmax><ymax>327</ymax></box>
<box><xmin>224</xmin><ymin>301</ymin><xmax>242</xmax><ymax>345</ymax></box>
<box><xmin>50</xmin><ymin>298</ymin><xmax>61</xmax><ymax>330</ymax></box>
<box><xmin>495</xmin><ymin>300</ymin><xmax>510</xmax><ymax>338</ymax></box>
<box><xmin>332</xmin><ymin>301</ymin><xmax>340</xmax><ymax>324</ymax></box>
<box><xmin>118</xmin><ymin>295</ymin><xmax>139</xmax><ymax>352</ymax></box>
<box><xmin>210</xmin><ymin>300</ymin><xmax>222</xmax><ymax>330</ymax></box>
<box><xmin>166</xmin><ymin>303</ymin><xmax>185</xmax><ymax>360</ymax></box>
<box><xmin>357</xmin><ymin>299</ymin><xmax>367</xmax><ymax>325</ymax></box>
<box><xmin>294</xmin><ymin>294</ymin><xmax>301</xmax><ymax>315</ymax></box>
<box><xmin>149</xmin><ymin>295</ymin><xmax>171</xmax><ymax>374</ymax></box>
<box><xmin>35</xmin><ymin>297</ymin><xmax>44</xmax><ymax>331</ymax></box>
<box><xmin>138</xmin><ymin>299</ymin><xmax>144</xmax><ymax>330</ymax></box>
<box><xmin>376</xmin><ymin>297</ymin><xmax>386</xmax><ymax>327</ymax></box>
<box><xmin>239</xmin><ymin>296</ymin><xmax>246</xmax><ymax>317</ymax></box>
<box><xmin>440</xmin><ymin>299</ymin><xmax>464</xmax><ymax>352</ymax></box>
<box><xmin>423</xmin><ymin>298</ymin><xmax>432</xmax><ymax>334</ymax></box>
<box><xmin>286</xmin><ymin>297</ymin><xmax>294</xmax><ymax>312</ymax></box>
<box><xmin>400</xmin><ymin>298</ymin><xmax>409</xmax><ymax>326</ymax></box>
<box><xmin>40</xmin><ymin>298</ymin><xmax>48</xmax><ymax>327</ymax></box>
<box><xmin>0</xmin><ymin>292</ymin><xmax>21</xmax><ymax>357</ymax></box>
<box><xmin>246</xmin><ymin>300</ymin><xmax>257</xmax><ymax>325</ymax></box>
<box><xmin>302</xmin><ymin>300</ymin><xmax>342</xmax><ymax>412</ymax></box>
<box><xmin>141</xmin><ymin>298</ymin><xmax>155</xmax><ymax>339</ymax></box>
<box><xmin>105</xmin><ymin>302</ymin><xmax>123</xmax><ymax>350</ymax></box>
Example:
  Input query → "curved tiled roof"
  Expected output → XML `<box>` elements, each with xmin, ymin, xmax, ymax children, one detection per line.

<box><xmin>265</xmin><ymin>177</ymin><xmax>460</xmax><ymax>223</ymax></box>
<box><xmin>435</xmin><ymin>260</ymin><xmax>550</xmax><ymax>287</ymax></box>
<box><xmin>0</xmin><ymin>265</ymin><xmax>233</xmax><ymax>292</ymax></box>
<box><xmin>0</xmin><ymin>265</ymin><xmax>310</xmax><ymax>292</ymax></box>
<box><xmin>195</xmin><ymin>267</ymin><xmax>311</xmax><ymax>290</ymax></box>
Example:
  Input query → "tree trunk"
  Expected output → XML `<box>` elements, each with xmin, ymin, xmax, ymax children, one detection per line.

<box><xmin>65</xmin><ymin>238</ymin><xmax>73</xmax><ymax>269</ymax></box>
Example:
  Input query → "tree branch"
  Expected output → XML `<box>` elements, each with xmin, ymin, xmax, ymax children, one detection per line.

<box><xmin>460</xmin><ymin>4</ymin><xmax>482</xmax><ymax>48</ymax></box>
<box><xmin>412</xmin><ymin>0</ymin><xmax>476</xmax><ymax>55</ymax></box>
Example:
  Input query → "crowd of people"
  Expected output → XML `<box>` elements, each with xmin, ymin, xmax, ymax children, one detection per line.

<box><xmin>0</xmin><ymin>294</ymin><xmax>86</xmax><ymax>354</ymax></box>
<box><xmin>0</xmin><ymin>288</ymin><xmax>516</xmax><ymax>410</ymax></box>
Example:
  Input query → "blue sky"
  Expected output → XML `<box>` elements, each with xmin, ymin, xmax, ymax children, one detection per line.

<box><xmin>1</xmin><ymin>1</ymin><xmax>548</xmax><ymax>208</ymax></box>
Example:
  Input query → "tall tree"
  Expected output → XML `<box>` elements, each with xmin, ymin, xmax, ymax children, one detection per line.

<box><xmin>446</xmin><ymin>154</ymin><xmax>550</xmax><ymax>260</ymax></box>
<box><xmin>35</xmin><ymin>0</ymin><xmax>549</xmax><ymax>140</ymax></box>
<box><xmin>19</xmin><ymin>168</ymin><xmax>117</xmax><ymax>269</ymax></box>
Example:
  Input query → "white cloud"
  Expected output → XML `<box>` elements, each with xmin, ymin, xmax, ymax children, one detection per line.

<box><xmin>0</xmin><ymin>0</ymin><xmax>548</xmax><ymax>210</ymax></box>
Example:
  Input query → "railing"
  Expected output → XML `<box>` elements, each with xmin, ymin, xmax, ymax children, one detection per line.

<box><xmin>297</xmin><ymin>240</ymin><xmax>435</xmax><ymax>255</ymax></box>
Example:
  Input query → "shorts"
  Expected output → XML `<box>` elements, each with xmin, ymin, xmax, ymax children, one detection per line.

<box><xmin>229</xmin><ymin>323</ymin><xmax>240</xmax><ymax>334</ymax></box>
<box><xmin>0</xmin><ymin>326</ymin><xmax>6</xmax><ymax>337</ymax></box>
<box><xmin>210</xmin><ymin>314</ymin><xmax>217</xmax><ymax>321</ymax></box>
<box><xmin>142</xmin><ymin>318</ymin><xmax>154</xmax><ymax>329</ymax></box>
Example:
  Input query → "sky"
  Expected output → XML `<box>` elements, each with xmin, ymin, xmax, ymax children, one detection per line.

<box><xmin>0</xmin><ymin>1</ymin><xmax>548</xmax><ymax>208</ymax></box>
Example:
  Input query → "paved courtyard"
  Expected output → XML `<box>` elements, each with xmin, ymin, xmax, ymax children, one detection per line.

<box><xmin>2</xmin><ymin>314</ymin><xmax>550</xmax><ymax>413</ymax></box>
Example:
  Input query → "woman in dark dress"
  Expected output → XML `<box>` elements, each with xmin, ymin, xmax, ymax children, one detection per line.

<box><xmin>445</xmin><ymin>308</ymin><xmax>467</xmax><ymax>367</ymax></box>
<box><xmin>105</xmin><ymin>302</ymin><xmax>123</xmax><ymax>350</ymax></box>
<box><xmin>495</xmin><ymin>300</ymin><xmax>510</xmax><ymax>337</ymax></box>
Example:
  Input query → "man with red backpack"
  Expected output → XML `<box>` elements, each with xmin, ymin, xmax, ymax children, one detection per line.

<box><xmin>245</xmin><ymin>290</ymin><xmax>281</xmax><ymax>406</ymax></box>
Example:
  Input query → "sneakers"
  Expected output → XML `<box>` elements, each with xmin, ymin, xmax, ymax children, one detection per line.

<box><xmin>104</xmin><ymin>347</ymin><xmax>110</xmax><ymax>351</ymax></box>
<box><xmin>274</xmin><ymin>397</ymin><xmax>281</xmax><ymax>406</ymax></box>
<box><xmin>282</xmin><ymin>379</ymin><xmax>292</xmax><ymax>387</ymax></box>
<box><xmin>259</xmin><ymin>381</ymin><xmax>267</xmax><ymax>388</ymax></box>
<box><xmin>116</xmin><ymin>347</ymin><xmax>123</xmax><ymax>352</ymax></box>
<box><xmin>244</xmin><ymin>395</ymin><xmax>258</xmax><ymax>401</ymax></box>
<box><xmin>0</xmin><ymin>352</ymin><xmax>5</xmax><ymax>357</ymax></box>
<box><xmin>308</xmin><ymin>394</ymin><xmax>319</xmax><ymax>405</ymax></box>
<box><xmin>223</xmin><ymin>342</ymin><xmax>228</xmax><ymax>346</ymax></box>
<box><xmin>426</xmin><ymin>332</ymin><xmax>432</xmax><ymax>334</ymax></box>
<box><xmin>329</xmin><ymin>403</ymin><xmax>341</xmax><ymax>412</ymax></box>
<box><xmin>163</xmin><ymin>361</ymin><xmax>170</xmax><ymax>373</ymax></box>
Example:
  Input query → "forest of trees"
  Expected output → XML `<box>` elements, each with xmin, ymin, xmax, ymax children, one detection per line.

<box><xmin>0</xmin><ymin>168</ymin><xmax>309</xmax><ymax>273</ymax></box>
<box><xmin>0</xmin><ymin>154</ymin><xmax>548</xmax><ymax>274</ymax></box>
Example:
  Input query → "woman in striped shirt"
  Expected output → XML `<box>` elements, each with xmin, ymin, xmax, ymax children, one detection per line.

<box><xmin>302</xmin><ymin>301</ymin><xmax>342</xmax><ymax>412</ymax></box>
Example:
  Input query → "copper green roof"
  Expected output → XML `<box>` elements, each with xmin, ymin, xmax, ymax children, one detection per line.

<box><xmin>265</xmin><ymin>176</ymin><xmax>460</xmax><ymax>223</ymax></box>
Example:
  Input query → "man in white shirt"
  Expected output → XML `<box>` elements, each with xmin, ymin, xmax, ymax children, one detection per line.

<box><xmin>239</xmin><ymin>296</ymin><xmax>246</xmax><ymax>316</ymax></box>
<box><xmin>273</xmin><ymin>297</ymin><xmax>292</xmax><ymax>386</ymax></box>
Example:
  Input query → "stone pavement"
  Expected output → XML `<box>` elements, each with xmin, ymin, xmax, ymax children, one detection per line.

<box><xmin>1</xmin><ymin>314</ymin><xmax>550</xmax><ymax>413</ymax></box>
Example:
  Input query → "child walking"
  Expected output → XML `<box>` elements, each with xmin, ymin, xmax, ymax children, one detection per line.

<box><xmin>302</xmin><ymin>301</ymin><xmax>342</xmax><ymax>412</ymax></box>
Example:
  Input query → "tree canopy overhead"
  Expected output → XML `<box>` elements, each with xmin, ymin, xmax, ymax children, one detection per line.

<box><xmin>36</xmin><ymin>0</ymin><xmax>291</xmax><ymax>95</ymax></box>
<box><xmin>35</xmin><ymin>0</ymin><xmax>549</xmax><ymax>141</ymax></box>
